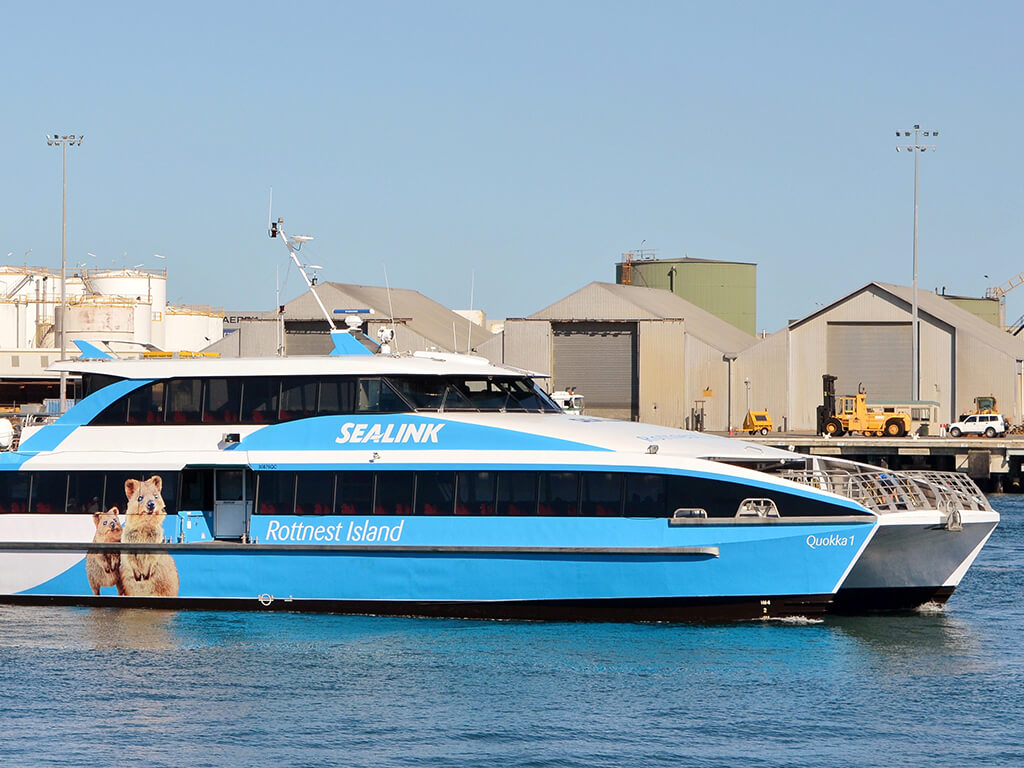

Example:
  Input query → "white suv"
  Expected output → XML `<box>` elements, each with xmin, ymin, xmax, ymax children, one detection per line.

<box><xmin>947</xmin><ymin>413</ymin><xmax>1007</xmax><ymax>438</ymax></box>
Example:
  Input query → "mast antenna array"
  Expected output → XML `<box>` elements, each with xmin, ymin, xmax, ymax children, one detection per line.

<box><xmin>269</xmin><ymin>214</ymin><xmax>336</xmax><ymax>331</ymax></box>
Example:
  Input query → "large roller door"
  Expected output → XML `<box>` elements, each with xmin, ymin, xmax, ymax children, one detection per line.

<box><xmin>827</xmin><ymin>322</ymin><xmax>911</xmax><ymax>401</ymax></box>
<box><xmin>552</xmin><ymin>322</ymin><xmax>637</xmax><ymax>420</ymax></box>
<box><xmin>285</xmin><ymin>321</ymin><xmax>333</xmax><ymax>355</ymax></box>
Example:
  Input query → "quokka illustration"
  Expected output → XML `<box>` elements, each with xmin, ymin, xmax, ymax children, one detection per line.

<box><xmin>86</xmin><ymin>507</ymin><xmax>125</xmax><ymax>595</ymax></box>
<box><xmin>119</xmin><ymin>475</ymin><xmax>179</xmax><ymax>597</ymax></box>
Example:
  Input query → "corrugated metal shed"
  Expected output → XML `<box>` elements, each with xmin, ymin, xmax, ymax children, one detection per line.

<box><xmin>280</xmin><ymin>283</ymin><xmax>497</xmax><ymax>354</ymax></box>
<box><xmin>529</xmin><ymin>282</ymin><xmax>754</xmax><ymax>353</ymax></box>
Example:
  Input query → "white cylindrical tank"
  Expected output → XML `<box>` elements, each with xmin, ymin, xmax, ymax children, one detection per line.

<box><xmin>163</xmin><ymin>309</ymin><xmax>223</xmax><ymax>351</ymax></box>
<box><xmin>89</xmin><ymin>269</ymin><xmax>163</xmax><ymax>305</ymax></box>
<box><xmin>64</xmin><ymin>303</ymin><xmax>135</xmax><ymax>341</ymax></box>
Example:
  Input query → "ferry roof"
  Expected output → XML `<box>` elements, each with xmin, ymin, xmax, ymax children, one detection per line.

<box><xmin>51</xmin><ymin>351</ymin><xmax>544</xmax><ymax>380</ymax></box>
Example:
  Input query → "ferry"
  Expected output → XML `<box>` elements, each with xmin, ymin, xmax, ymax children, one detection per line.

<box><xmin>0</xmin><ymin>222</ymin><xmax>997</xmax><ymax>620</ymax></box>
<box><xmin>0</xmin><ymin>339</ymin><xmax>886</xmax><ymax>620</ymax></box>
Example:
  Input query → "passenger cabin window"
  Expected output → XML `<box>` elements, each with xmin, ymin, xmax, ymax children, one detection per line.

<box><xmin>0</xmin><ymin>471</ymin><xmax>179</xmax><ymax>516</ymax></box>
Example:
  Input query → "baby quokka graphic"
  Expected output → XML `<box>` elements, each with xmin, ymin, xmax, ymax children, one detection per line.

<box><xmin>86</xmin><ymin>475</ymin><xmax>179</xmax><ymax>597</ymax></box>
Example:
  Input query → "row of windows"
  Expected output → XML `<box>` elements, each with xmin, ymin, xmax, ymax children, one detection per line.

<box><xmin>88</xmin><ymin>375</ymin><xmax>559</xmax><ymax>426</ymax></box>
<box><xmin>0</xmin><ymin>471</ymin><xmax>179</xmax><ymax>516</ymax></box>
<box><xmin>0</xmin><ymin>469</ymin><xmax>844</xmax><ymax>518</ymax></box>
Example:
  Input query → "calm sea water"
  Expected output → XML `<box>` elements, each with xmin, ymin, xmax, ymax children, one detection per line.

<box><xmin>2</xmin><ymin>498</ymin><xmax>1022</xmax><ymax>768</ymax></box>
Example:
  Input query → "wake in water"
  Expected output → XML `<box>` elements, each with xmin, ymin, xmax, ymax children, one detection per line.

<box><xmin>915</xmin><ymin>601</ymin><xmax>947</xmax><ymax>615</ymax></box>
<box><xmin>758</xmin><ymin>615</ymin><xmax>824</xmax><ymax>625</ymax></box>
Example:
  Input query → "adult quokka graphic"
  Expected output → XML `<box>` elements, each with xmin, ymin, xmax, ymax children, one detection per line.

<box><xmin>119</xmin><ymin>476</ymin><xmax>179</xmax><ymax>597</ymax></box>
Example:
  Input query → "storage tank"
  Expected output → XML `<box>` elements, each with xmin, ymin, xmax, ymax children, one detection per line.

<box><xmin>163</xmin><ymin>307</ymin><xmax>224</xmax><ymax>351</ymax></box>
<box><xmin>63</xmin><ymin>303</ymin><xmax>136</xmax><ymax>342</ymax></box>
<box><xmin>615</xmin><ymin>255</ymin><xmax>757</xmax><ymax>335</ymax></box>
<box><xmin>89</xmin><ymin>268</ymin><xmax>166</xmax><ymax>309</ymax></box>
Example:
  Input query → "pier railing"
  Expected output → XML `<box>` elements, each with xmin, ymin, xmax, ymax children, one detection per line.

<box><xmin>778</xmin><ymin>468</ymin><xmax>990</xmax><ymax>514</ymax></box>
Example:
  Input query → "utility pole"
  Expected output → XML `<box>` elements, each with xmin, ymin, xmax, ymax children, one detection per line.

<box><xmin>896</xmin><ymin>124</ymin><xmax>937</xmax><ymax>401</ymax></box>
<box><xmin>46</xmin><ymin>134</ymin><xmax>84</xmax><ymax>414</ymax></box>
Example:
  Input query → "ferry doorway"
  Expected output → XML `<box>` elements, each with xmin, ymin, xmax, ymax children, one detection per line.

<box><xmin>213</xmin><ymin>468</ymin><xmax>253</xmax><ymax>540</ymax></box>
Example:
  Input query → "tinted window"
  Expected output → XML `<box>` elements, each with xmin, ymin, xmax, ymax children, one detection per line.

<box><xmin>167</xmin><ymin>379</ymin><xmax>203</xmax><ymax>424</ymax></box>
<box><xmin>337</xmin><ymin>471</ymin><xmax>374</xmax><ymax>515</ymax></box>
<box><xmin>358</xmin><ymin>378</ymin><xmax>408</xmax><ymax>413</ymax></box>
<box><xmin>68</xmin><ymin>472</ymin><xmax>106</xmax><ymax>514</ymax></box>
<box><xmin>625</xmin><ymin>474</ymin><xmax>667</xmax><ymax>517</ymax></box>
<box><xmin>456</xmin><ymin>471</ymin><xmax>496</xmax><ymax>515</ymax></box>
<box><xmin>204</xmin><ymin>378</ymin><xmax>241</xmax><ymax>424</ymax></box>
<box><xmin>256</xmin><ymin>472</ymin><xmax>295</xmax><ymax>515</ymax></box>
<box><xmin>30</xmin><ymin>472</ymin><xmax>68</xmax><ymax>514</ymax></box>
<box><xmin>127</xmin><ymin>381</ymin><xmax>165</xmax><ymax>425</ymax></box>
<box><xmin>540</xmin><ymin>472</ymin><xmax>579</xmax><ymax>516</ymax></box>
<box><xmin>0</xmin><ymin>473</ymin><xmax>30</xmax><ymax>514</ymax></box>
<box><xmin>280</xmin><ymin>378</ymin><xmax>319</xmax><ymax>421</ymax></box>
<box><xmin>581</xmin><ymin>472</ymin><xmax>622</xmax><ymax>517</ymax></box>
<box><xmin>319</xmin><ymin>378</ymin><xmax>357</xmax><ymax>415</ymax></box>
<box><xmin>416</xmin><ymin>471</ymin><xmax>455</xmax><ymax>515</ymax></box>
<box><xmin>82</xmin><ymin>374</ymin><xmax>125</xmax><ymax>398</ymax></box>
<box><xmin>374</xmin><ymin>471</ymin><xmax>414</xmax><ymax>515</ymax></box>
<box><xmin>496</xmin><ymin>472</ymin><xmax>538</xmax><ymax>516</ymax></box>
<box><xmin>243</xmin><ymin>378</ymin><xmax>280</xmax><ymax>423</ymax></box>
<box><xmin>295</xmin><ymin>471</ymin><xmax>334</xmax><ymax>515</ymax></box>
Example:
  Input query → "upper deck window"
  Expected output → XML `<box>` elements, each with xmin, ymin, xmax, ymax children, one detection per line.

<box><xmin>87</xmin><ymin>373</ymin><xmax>559</xmax><ymax>426</ymax></box>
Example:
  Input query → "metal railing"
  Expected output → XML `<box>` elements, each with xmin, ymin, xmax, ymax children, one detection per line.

<box><xmin>778</xmin><ymin>467</ymin><xmax>990</xmax><ymax>514</ymax></box>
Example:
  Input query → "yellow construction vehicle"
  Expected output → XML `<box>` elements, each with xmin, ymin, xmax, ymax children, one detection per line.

<box><xmin>816</xmin><ymin>375</ymin><xmax>911</xmax><ymax>437</ymax></box>
<box><xmin>742</xmin><ymin>410</ymin><xmax>773</xmax><ymax>435</ymax></box>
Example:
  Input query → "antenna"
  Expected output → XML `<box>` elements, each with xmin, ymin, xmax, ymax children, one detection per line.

<box><xmin>383</xmin><ymin>265</ymin><xmax>399</xmax><ymax>353</ymax></box>
<box><xmin>467</xmin><ymin>268</ymin><xmax>475</xmax><ymax>354</ymax></box>
<box><xmin>267</xmin><ymin>187</ymin><xmax>274</xmax><ymax>238</ymax></box>
<box><xmin>267</xmin><ymin>210</ymin><xmax>336</xmax><ymax>331</ymax></box>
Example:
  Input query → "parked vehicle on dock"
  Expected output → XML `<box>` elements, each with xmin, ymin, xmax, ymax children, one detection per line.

<box><xmin>947</xmin><ymin>413</ymin><xmax>1007</xmax><ymax>438</ymax></box>
<box><xmin>816</xmin><ymin>375</ymin><xmax>911</xmax><ymax>437</ymax></box>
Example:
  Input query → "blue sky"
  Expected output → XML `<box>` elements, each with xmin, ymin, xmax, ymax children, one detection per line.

<box><xmin>2</xmin><ymin>1</ymin><xmax>1022</xmax><ymax>333</ymax></box>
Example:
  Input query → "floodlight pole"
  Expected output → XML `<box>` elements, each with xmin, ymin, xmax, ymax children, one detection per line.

<box><xmin>46</xmin><ymin>134</ymin><xmax>84</xmax><ymax>414</ymax></box>
<box><xmin>896</xmin><ymin>125</ymin><xmax>937</xmax><ymax>402</ymax></box>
